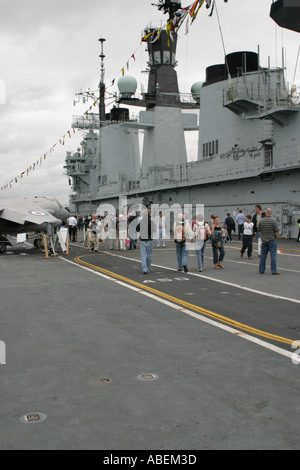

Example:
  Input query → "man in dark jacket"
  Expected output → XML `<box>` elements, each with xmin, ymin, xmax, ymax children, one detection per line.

<box><xmin>252</xmin><ymin>204</ymin><xmax>265</xmax><ymax>256</ymax></box>
<box><xmin>136</xmin><ymin>210</ymin><xmax>155</xmax><ymax>274</ymax></box>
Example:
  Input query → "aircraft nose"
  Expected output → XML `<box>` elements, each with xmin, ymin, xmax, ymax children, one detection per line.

<box><xmin>63</xmin><ymin>208</ymin><xmax>70</xmax><ymax>219</ymax></box>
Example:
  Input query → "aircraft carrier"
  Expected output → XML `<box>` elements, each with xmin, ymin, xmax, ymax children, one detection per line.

<box><xmin>64</xmin><ymin>0</ymin><xmax>300</xmax><ymax>239</ymax></box>
<box><xmin>2</xmin><ymin>0</ymin><xmax>300</xmax><ymax>453</ymax></box>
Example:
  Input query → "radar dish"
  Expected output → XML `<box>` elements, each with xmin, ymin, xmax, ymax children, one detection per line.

<box><xmin>191</xmin><ymin>82</ymin><xmax>203</xmax><ymax>103</ymax></box>
<box><xmin>117</xmin><ymin>76</ymin><xmax>137</xmax><ymax>98</ymax></box>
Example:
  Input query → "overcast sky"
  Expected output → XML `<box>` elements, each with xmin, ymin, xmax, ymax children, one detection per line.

<box><xmin>0</xmin><ymin>0</ymin><xmax>299</xmax><ymax>206</ymax></box>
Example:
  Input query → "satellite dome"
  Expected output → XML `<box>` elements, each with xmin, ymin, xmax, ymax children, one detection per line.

<box><xmin>191</xmin><ymin>82</ymin><xmax>202</xmax><ymax>104</ymax></box>
<box><xmin>118</xmin><ymin>76</ymin><xmax>137</xmax><ymax>98</ymax></box>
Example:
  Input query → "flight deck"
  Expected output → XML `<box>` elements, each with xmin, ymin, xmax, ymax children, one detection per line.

<box><xmin>1</xmin><ymin>235</ymin><xmax>300</xmax><ymax>450</ymax></box>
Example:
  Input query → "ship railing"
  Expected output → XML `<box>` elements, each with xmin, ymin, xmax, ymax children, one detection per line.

<box><xmin>72</xmin><ymin>115</ymin><xmax>100</xmax><ymax>129</ymax></box>
<box><xmin>91</xmin><ymin>143</ymin><xmax>300</xmax><ymax>196</ymax></box>
<box><xmin>79</xmin><ymin>145</ymin><xmax>300</xmax><ymax>199</ymax></box>
<box><xmin>119</xmin><ymin>91</ymin><xmax>199</xmax><ymax>109</ymax></box>
<box><xmin>73</xmin><ymin>113</ymin><xmax>140</xmax><ymax>128</ymax></box>
<box><xmin>96</xmin><ymin>179</ymin><xmax>141</xmax><ymax>195</ymax></box>
<box><xmin>223</xmin><ymin>81</ymin><xmax>299</xmax><ymax>112</ymax></box>
<box><xmin>170</xmin><ymin>143</ymin><xmax>300</xmax><ymax>184</ymax></box>
<box><xmin>157</xmin><ymin>92</ymin><xmax>199</xmax><ymax>108</ymax></box>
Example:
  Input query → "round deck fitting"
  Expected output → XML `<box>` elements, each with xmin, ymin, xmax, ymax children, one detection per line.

<box><xmin>137</xmin><ymin>373</ymin><xmax>159</xmax><ymax>381</ymax></box>
<box><xmin>20</xmin><ymin>412</ymin><xmax>47</xmax><ymax>424</ymax></box>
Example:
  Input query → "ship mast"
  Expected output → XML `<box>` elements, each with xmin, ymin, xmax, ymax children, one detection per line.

<box><xmin>98</xmin><ymin>37</ymin><xmax>106</xmax><ymax>125</ymax></box>
<box><xmin>118</xmin><ymin>0</ymin><xmax>198</xmax><ymax>110</ymax></box>
<box><xmin>143</xmin><ymin>1</ymin><xmax>183</xmax><ymax>108</ymax></box>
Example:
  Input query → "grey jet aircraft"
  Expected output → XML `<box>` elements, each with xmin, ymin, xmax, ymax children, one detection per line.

<box><xmin>0</xmin><ymin>196</ymin><xmax>70</xmax><ymax>253</ymax></box>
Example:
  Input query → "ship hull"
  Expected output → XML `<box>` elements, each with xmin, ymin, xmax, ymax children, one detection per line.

<box><xmin>72</xmin><ymin>168</ymin><xmax>300</xmax><ymax>239</ymax></box>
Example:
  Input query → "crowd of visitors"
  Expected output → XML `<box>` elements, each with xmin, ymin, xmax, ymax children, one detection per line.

<box><xmin>65</xmin><ymin>204</ymin><xmax>282</xmax><ymax>275</ymax></box>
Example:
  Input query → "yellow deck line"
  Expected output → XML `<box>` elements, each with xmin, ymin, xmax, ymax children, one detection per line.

<box><xmin>75</xmin><ymin>256</ymin><xmax>295</xmax><ymax>347</ymax></box>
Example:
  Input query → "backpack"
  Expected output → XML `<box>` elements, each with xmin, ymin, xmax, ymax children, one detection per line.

<box><xmin>227</xmin><ymin>216</ymin><xmax>235</xmax><ymax>230</ymax></box>
<box><xmin>174</xmin><ymin>222</ymin><xmax>186</xmax><ymax>243</ymax></box>
<box><xmin>196</xmin><ymin>225</ymin><xmax>207</xmax><ymax>242</ymax></box>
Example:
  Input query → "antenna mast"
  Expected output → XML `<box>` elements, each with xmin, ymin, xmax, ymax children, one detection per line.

<box><xmin>153</xmin><ymin>0</ymin><xmax>182</xmax><ymax>20</ymax></box>
<box><xmin>98</xmin><ymin>37</ymin><xmax>106</xmax><ymax>125</ymax></box>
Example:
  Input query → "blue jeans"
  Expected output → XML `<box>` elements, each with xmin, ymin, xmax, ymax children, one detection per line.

<box><xmin>140</xmin><ymin>240</ymin><xmax>153</xmax><ymax>272</ymax></box>
<box><xmin>129</xmin><ymin>237</ymin><xmax>136</xmax><ymax>249</ymax></box>
<box><xmin>195</xmin><ymin>241</ymin><xmax>206</xmax><ymax>269</ymax></box>
<box><xmin>212</xmin><ymin>242</ymin><xmax>225</xmax><ymax>265</ymax></box>
<box><xmin>259</xmin><ymin>240</ymin><xmax>277</xmax><ymax>274</ymax></box>
<box><xmin>157</xmin><ymin>229</ymin><xmax>165</xmax><ymax>247</ymax></box>
<box><xmin>176</xmin><ymin>243</ymin><xmax>188</xmax><ymax>270</ymax></box>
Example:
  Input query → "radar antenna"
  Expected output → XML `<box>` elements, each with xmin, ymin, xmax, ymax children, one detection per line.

<box><xmin>152</xmin><ymin>0</ymin><xmax>182</xmax><ymax>20</ymax></box>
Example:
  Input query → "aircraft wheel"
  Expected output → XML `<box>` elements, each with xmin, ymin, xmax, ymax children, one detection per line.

<box><xmin>34</xmin><ymin>238</ymin><xmax>42</xmax><ymax>248</ymax></box>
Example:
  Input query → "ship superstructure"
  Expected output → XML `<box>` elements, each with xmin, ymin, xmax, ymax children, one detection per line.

<box><xmin>65</xmin><ymin>0</ymin><xmax>300</xmax><ymax>238</ymax></box>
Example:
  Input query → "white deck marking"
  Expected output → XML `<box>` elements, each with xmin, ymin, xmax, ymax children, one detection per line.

<box><xmin>59</xmin><ymin>256</ymin><xmax>297</xmax><ymax>363</ymax></box>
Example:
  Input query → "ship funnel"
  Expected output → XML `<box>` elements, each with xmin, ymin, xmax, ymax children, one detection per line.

<box><xmin>118</xmin><ymin>76</ymin><xmax>137</xmax><ymax>98</ymax></box>
<box><xmin>225</xmin><ymin>51</ymin><xmax>259</xmax><ymax>78</ymax></box>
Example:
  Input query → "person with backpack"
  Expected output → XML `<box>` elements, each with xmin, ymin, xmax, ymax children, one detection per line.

<box><xmin>193</xmin><ymin>213</ymin><xmax>211</xmax><ymax>272</ymax></box>
<box><xmin>173</xmin><ymin>213</ymin><xmax>193</xmax><ymax>272</ymax></box>
<box><xmin>211</xmin><ymin>216</ymin><xmax>225</xmax><ymax>269</ymax></box>
<box><xmin>224</xmin><ymin>213</ymin><xmax>235</xmax><ymax>242</ymax></box>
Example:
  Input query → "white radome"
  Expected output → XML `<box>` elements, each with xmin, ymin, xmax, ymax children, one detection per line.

<box><xmin>118</xmin><ymin>76</ymin><xmax>138</xmax><ymax>98</ymax></box>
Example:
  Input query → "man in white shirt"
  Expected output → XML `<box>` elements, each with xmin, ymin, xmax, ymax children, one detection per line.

<box><xmin>68</xmin><ymin>215</ymin><xmax>78</xmax><ymax>242</ymax></box>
